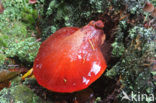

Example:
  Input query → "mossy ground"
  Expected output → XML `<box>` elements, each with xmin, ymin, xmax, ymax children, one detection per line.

<box><xmin>0</xmin><ymin>0</ymin><xmax>155</xmax><ymax>103</ymax></box>
<box><xmin>0</xmin><ymin>84</ymin><xmax>43</xmax><ymax>103</ymax></box>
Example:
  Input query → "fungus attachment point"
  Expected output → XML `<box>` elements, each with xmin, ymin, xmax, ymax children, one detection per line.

<box><xmin>95</xmin><ymin>20</ymin><xmax>104</xmax><ymax>29</ymax></box>
<box><xmin>33</xmin><ymin>20</ymin><xmax>107</xmax><ymax>93</ymax></box>
<box><xmin>89</xmin><ymin>20</ymin><xmax>104</xmax><ymax>29</ymax></box>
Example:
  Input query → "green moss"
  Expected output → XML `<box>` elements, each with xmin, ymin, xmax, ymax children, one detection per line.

<box><xmin>0</xmin><ymin>0</ymin><xmax>38</xmax><ymax>38</ymax></box>
<box><xmin>0</xmin><ymin>88</ymin><xmax>11</xmax><ymax>103</ymax></box>
<box><xmin>0</xmin><ymin>54</ymin><xmax>6</xmax><ymax>65</ymax></box>
<box><xmin>112</xmin><ymin>42</ymin><xmax>125</xmax><ymax>57</ymax></box>
<box><xmin>0</xmin><ymin>34</ymin><xmax>9</xmax><ymax>48</ymax></box>
<box><xmin>1</xmin><ymin>0</ymin><xmax>37</xmax><ymax>22</ymax></box>
<box><xmin>10</xmin><ymin>76</ymin><xmax>22</xmax><ymax>87</ymax></box>
<box><xmin>38</xmin><ymin>0</ymin><xmax>112</xmax><ymax>40</ymax></box>
<box><xmin>0</xmin><ymin>85</ymin><xmax>42</xmax><ymax>103</ymax></box>
<box><xmin>4</xmin><ymin>37</ymin><xmax>40</xmax><ymax>63</ymax></box>
<box><xmin>95</xmin><ymin>97</ymin><xmax>102</xmax><ymax>103</ymax></box>
<box><xmin>129</xmin><ymin>26</ymin><xmax>155</xmax><ymax>39</ymax></box>
<box><xmin>111</xmin><ymin>21</ymin><xmax>127</xmax><ymax>58</ymax></box>
<box><xmin>109</xmin><ymin>24</ymin><xmax>155</xmax><ymax>102</ymax></box>
<box><xmin>0</xmin><ymin>21</ymin><xmax>27</xmax><ymax>39</ymax></box>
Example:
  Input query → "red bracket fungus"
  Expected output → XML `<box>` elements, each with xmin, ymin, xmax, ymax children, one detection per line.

<box><xmin>33</xmin><ymin>20</ymin><xmax>107</xmax><ymax>93</ymax></box>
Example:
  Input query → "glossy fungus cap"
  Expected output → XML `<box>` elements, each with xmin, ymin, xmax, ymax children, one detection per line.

<box><xmin>33</xmin><ymin>20</ymin><xmax>107</xmax><ymax>93</ymax></box>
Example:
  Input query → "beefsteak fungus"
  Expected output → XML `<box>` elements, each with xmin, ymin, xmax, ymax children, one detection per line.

<box><xmin>33</xmin><ymin>20</ymin><xmax>107</xmax><ymax>93</ymax></box>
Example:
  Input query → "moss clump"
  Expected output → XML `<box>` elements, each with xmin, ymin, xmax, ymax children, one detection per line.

<box><xmin>1</xmin><ymin>0</ymin><xmax>38</xmax><ymax>24</ymax></box>
<box><xmin>0</xmin><ymin>0</ymin><xmax>40</xmax><ymax>67</ymax></box>
<box><xmin>0</xmin><ymin>54</ymin><xmax>6</xmax><ymax>66</ymax></box>
<box><xmin>0</xmin><ymin>0</ymin><xmax>38</xmax><ymax>39</ymax></box>
<box><xmin>0</xmin><ymin>21</ymin><xmax>27</xmax><ymax>39</ymax></box>
<box><xmin>104</xmin><ymin>1</ymin><xmax>155</xmax><ymax>102</ymax></box>
<box><xmin>4</xmin><ymin>37</ymin><xmax>40</xmax><ymax>64</ymax></box>
<box><xmin>107</xmin><ymin>24</ymin><xmax>155</xmax><ymax>102</ymax></box>
<box><xmin>0</xmin><ymin>85</ymin><xmax>42</xmax><ymax>103</ymax></box>
<box><xmin>37</xmin><ymin>0</ymin><xmax>112</xmax><ymax>40</ymax></box>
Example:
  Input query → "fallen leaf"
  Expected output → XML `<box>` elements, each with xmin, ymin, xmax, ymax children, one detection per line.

<box><xmin>0</xmin><ymin>69</ymin><xmax>19</xmax><ymax>82</ymax></box>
